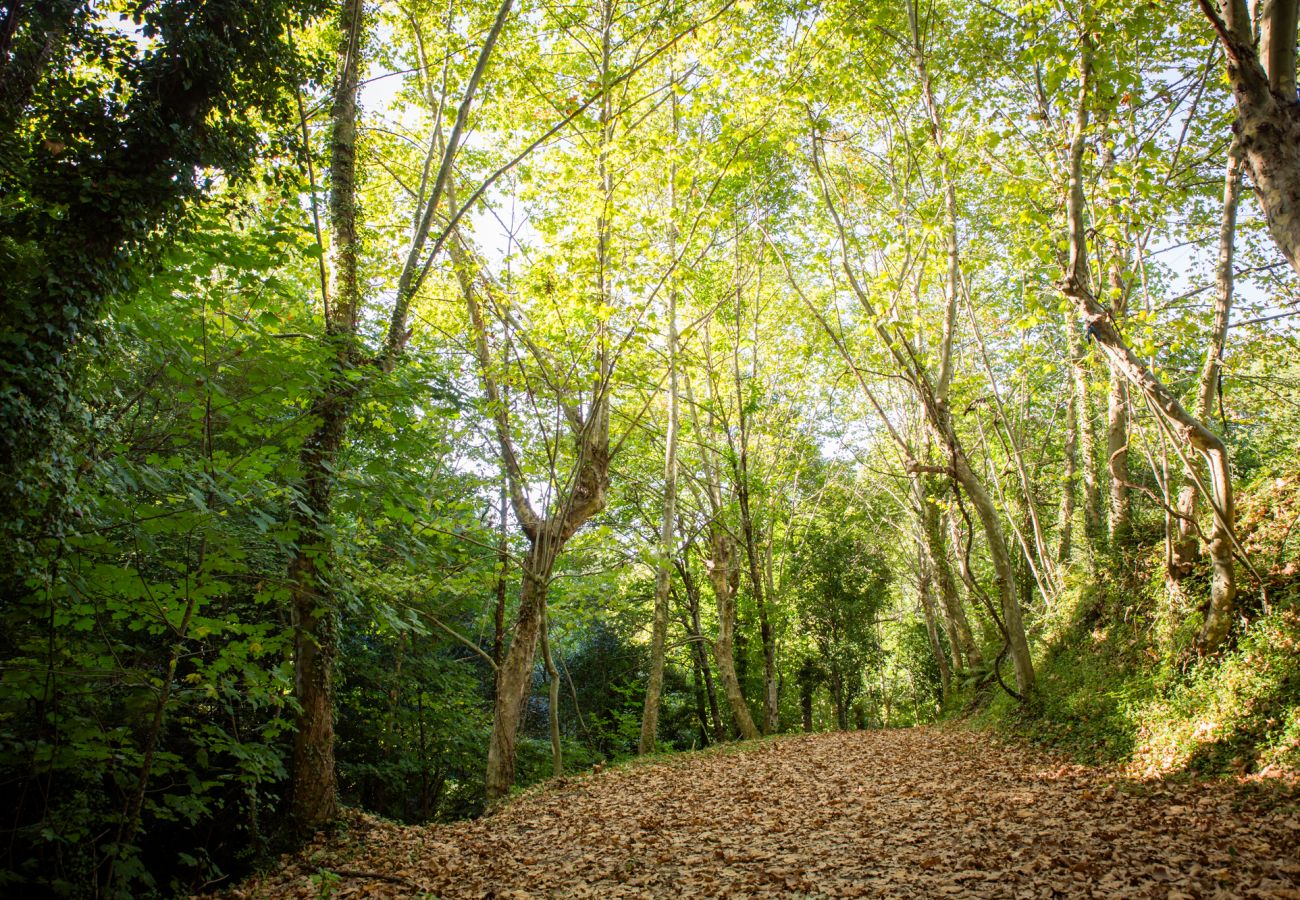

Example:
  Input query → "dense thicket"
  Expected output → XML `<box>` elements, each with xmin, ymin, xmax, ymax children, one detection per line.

<box><xmin>2</xmin><ymin>0</ymin><xmax>1298</xmax><ymax>895</ymax></box>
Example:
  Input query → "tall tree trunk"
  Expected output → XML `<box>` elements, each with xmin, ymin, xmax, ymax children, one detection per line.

<box><xmin>1199</xmin><ymin>0</ymin><xmax>1300</xmax><ymax>277</ymax></box>
<box><xmin>1058</xmin><ymin>362</ymin><xmax>1079</xmax><ymax>563</ymax></box>
<box><xmin>639</xmin><ymin>88</ymin><xmax>681</xmax><ymax>754</ymax></box>
<box><xmin>729</xmin><ymin>284</ymin><xmax>780</xmax><ymax>735</ymax></box>
<box><xmin>287</xmin><ymin>0</ymin><xmax>364</xmax><ymax>830</ymax></box>
<box><xmin>1100</xmin><ymin>140</ymin><xmax>1132</xmax><ymax>550</ymax></box>
<box><xmin>637</xmin><ymin>292</ymin><xmax>678</xmax><ymax>753</ymax></box>
<box><xmin>474</xmin><ymin>0</ymin><xmax>612</xmax><ymax>798</ymax></box>
<box><xmin>1171</xmin><ymin>139</ymin><xmax>1243</xmax><ymax>581</ymax></box>
<box><xmin>1060</xmin><ymin>24</ymin><xmax>1238</xmax><ymax>650</ymax></box>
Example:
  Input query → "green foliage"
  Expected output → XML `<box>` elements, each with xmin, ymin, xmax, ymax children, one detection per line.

<box><xmin>789</xmin><ymin>489</ymin><xmax>892</xmax><ymax>729</ymax></box>
<box><xmin>4</xmin><ymin>0</ymin><xmax>1300</xmax><ymax>893</ymax></box>
<box><xmin>0</xmin><ymin>0</ymin><xmax>328</xmax><ymax>576</ymax></box>
<box><xmin>974</xmin><ymin>531</ymin><xmax>1300</xmax><ymax>776</ymax></box>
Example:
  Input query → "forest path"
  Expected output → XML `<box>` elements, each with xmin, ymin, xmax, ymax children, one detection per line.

<box><xmin>234</xmin><ymin>728</ymin><xmax>1300</xmax><ymax>899</ymax></box>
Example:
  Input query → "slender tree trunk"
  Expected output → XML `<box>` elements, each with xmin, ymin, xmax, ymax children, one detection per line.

<box><xmin>639</xmin><ymin>90</ymin><xmax>680</xmax><ymax>754</ymax></box>
<box><xmin>730</xmin><ymin>293</ymin><xmax>779</xmax><ymax>734</ymax></box>
<box><xmin>287</xmin><ymin>0</ymin><xmax>364</xmax><ymax>830</ymax></box>
<box><xmin>1098</xmin><ymin>137</ymin><xmax>1133</xmax><ymax>550</ymax></box>
<box><xmin>680</xmin><ymin>609</ymin><xmax>711</xmax><ymax>746</ymax></box>
<box><xmin>1068</xmin><ymin>318</ymin><xmax>1103</xmax><ymax>552</ymax></box>
<box><xmin>1058</xmin><ymin>366</ymin><xmax>1079</xmax><ymax>563</ymax></box>
<box><xmin>917</xmin><ymin>545</ymin><xmax>952</xmax><ymax>701</ymax></box>
<box><xmin>798</xmin><ymin>657</ymin><xmax>816</xmax><ymax>732</ymax></box>
<box><xmin>831</xmin><ymin>672</ymin><xmax>848</xmax><ymax>731</ymax></box>
<box><xmin>494</xmin><ymin>480</ymin><xmax>509</xmax><ymax>678</ymax></box>
<box><xmin>638</xmin><ymin>351</ymin><xmax>677</xmax><ymax>753</ymax></box>
<box><xmin>708</xmin><ymin>529</ymin><xmax>760</xmax><ymax>740</ymax></box>
<box><xmin>540</xmin><ymin>604</ymin><xmax>562</xmax><ymax>777</ymax></box>
<box><xmin>682</xmin><ymin>564</ymin><xmax>725</xmax><ymax>742</ymax></box>
<box><xmin>1171</xmin><ymin>139</ymin><xmax>1243</xmax><ymax>581</ymax></box>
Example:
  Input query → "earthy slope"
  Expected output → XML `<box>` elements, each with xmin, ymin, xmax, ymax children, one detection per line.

<box><xmin>227</xmin><ymin>728</ymin><xmax>1300</xmax><ymax>898</ymax></box>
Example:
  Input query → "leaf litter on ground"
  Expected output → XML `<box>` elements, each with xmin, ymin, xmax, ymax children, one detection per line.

<box><xmin>218</xmin><ymin>728</ymin><xmax>1300</xmax><ymax>898</ymax></box>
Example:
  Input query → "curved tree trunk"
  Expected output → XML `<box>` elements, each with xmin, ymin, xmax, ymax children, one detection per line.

<box><xmin>1060</xmin><ymin>25</ymin><xmax>1237</xmax><ymax>651</ymax></box>
<box><xmin>948</xmin><ymin>441</ymin><xmax>1036</xmax><ymax>693</ymax></box>
<box><xmin>917</xmin><ymin>473</ymin><xmax>981</xmax><ymax>672</ymax></box>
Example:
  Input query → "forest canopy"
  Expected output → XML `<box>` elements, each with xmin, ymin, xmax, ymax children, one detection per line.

<box><xmin>2</xmin><ymin>0</ymin><xmax>1299</xmax><ymax>895</ymax></box>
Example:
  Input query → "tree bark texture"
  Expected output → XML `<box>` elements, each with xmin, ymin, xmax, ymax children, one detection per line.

<box><xmin>1200</xmin><ymin>0</ymin><xmax>1300</xmax><ymax>278</ymax></box>
<box><xmin>287</xmin><ymin>0</ymin><xmax>364</xmax><ymax>831</ymax></box>
<box><xmin>708</xmin><ymin>527</ymin><xmax>761</xmax><ymax>740</ymax></box>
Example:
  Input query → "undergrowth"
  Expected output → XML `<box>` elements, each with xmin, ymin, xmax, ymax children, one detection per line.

<box><xmin>967</xmin><ymin>471</ymin><xmax>1300</xmax><ymax>779</ymax></box>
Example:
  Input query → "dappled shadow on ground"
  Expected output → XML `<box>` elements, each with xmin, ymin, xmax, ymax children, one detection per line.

<box><xmin>222</xmin><ymin>728</ymin><xmax>1300</xmax><ymax>898</ymax></box>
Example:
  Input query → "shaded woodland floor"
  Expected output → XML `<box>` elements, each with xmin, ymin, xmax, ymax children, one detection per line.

<box><xmin>224</xmin><ymin>729</ymin><xmax>1300</xmax><ymax>898</ymax></box>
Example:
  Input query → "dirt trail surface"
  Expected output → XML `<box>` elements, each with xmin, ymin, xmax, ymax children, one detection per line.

<box><xmin>227</xmin><ymin>728</ymin><xmax>1300</xmax><ymax>898</ymax></box>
